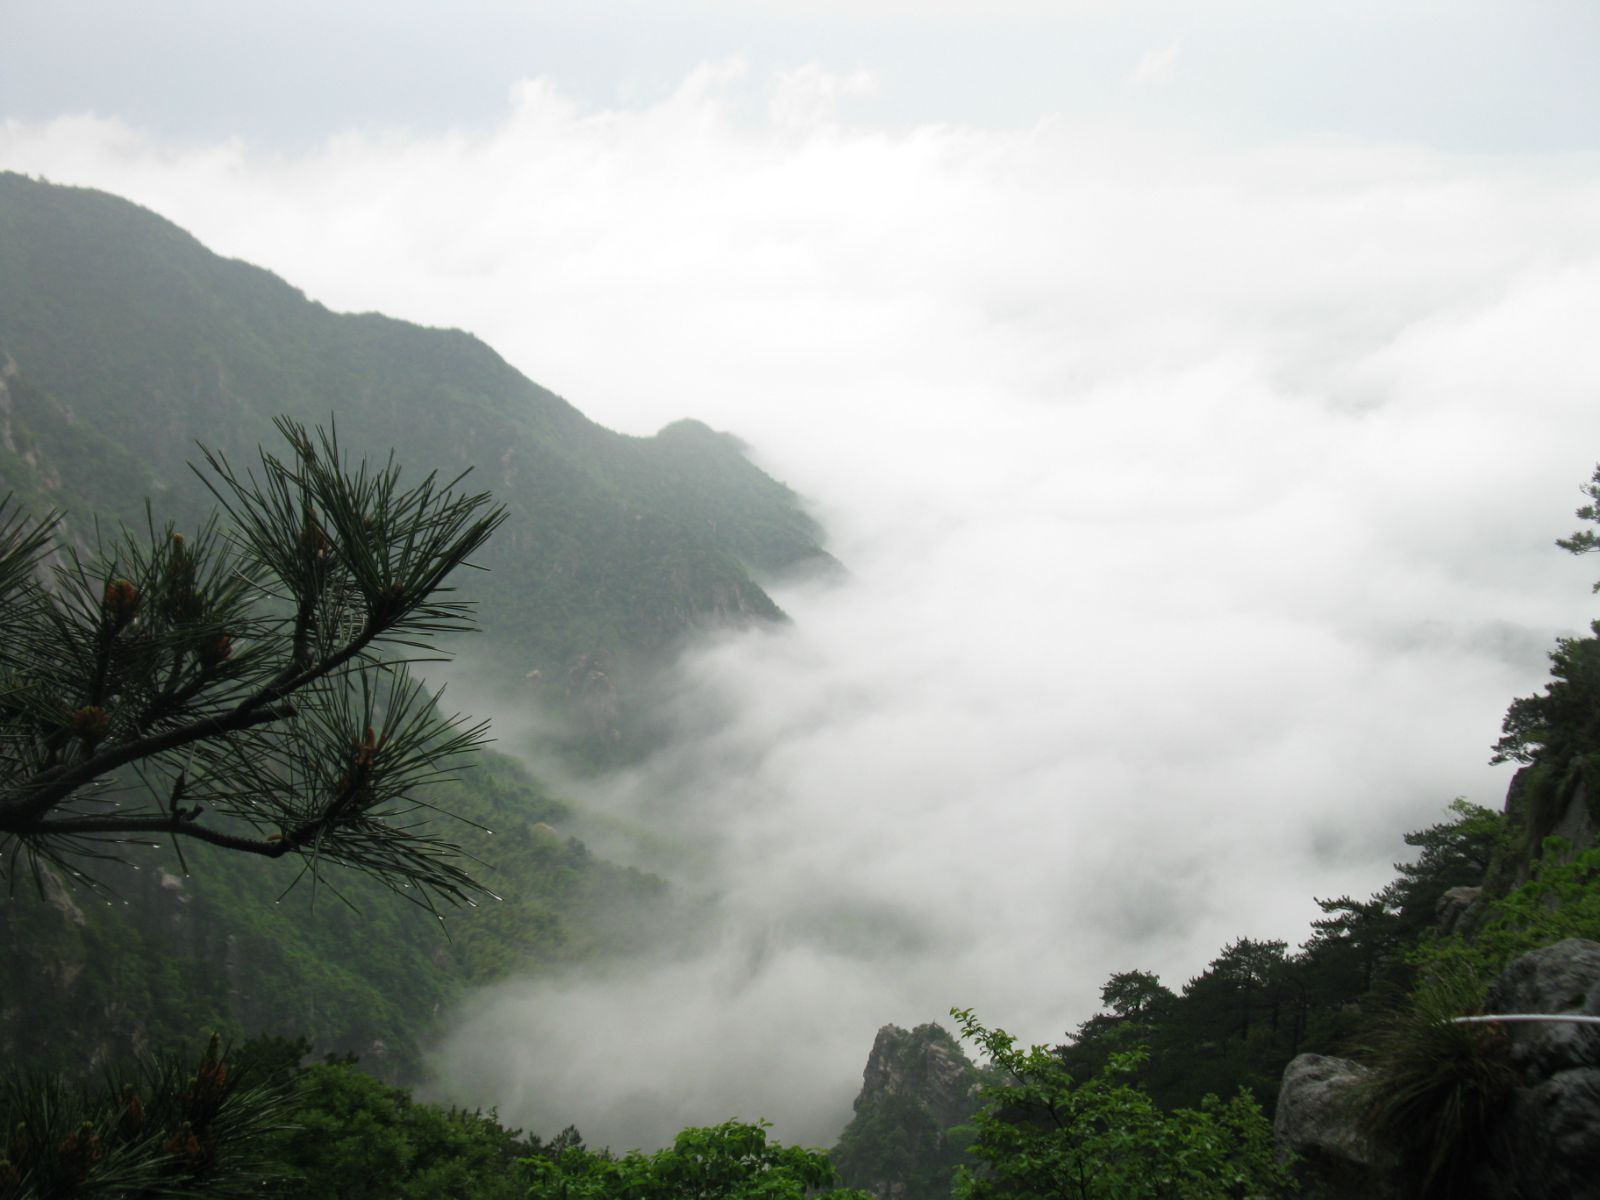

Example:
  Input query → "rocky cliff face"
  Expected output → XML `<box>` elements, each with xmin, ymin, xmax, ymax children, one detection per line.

<box><xmin>1276</xmin><ymin>939</ymin><xmax>1600</xmax><ymax>1200</ymax></box>
<box><xmin>1492</xmin><ymin>769</ymin><xmax>1600</xmax><ymax>901</ymax></box>
<box><xmin>1545</xmin><ymin>780</ymin><xmax>1600</xmax><ymax>859</ymax></box>
<box><xmin>859</xmin><ymin>1023</ymin><xmax>979</xmax><ymax>1132</ymax></box>
<box><xmin>832</xmin><ymin>1023</ymin><xmax>982</xmax><ymax>1200</ymax></box>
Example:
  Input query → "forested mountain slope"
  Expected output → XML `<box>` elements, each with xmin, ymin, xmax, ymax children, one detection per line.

<box><xmin>0</xmin><ymin>751</ymin><xmax>668</xmax><ymax>1078</ymax></box>
<box><xmin>0</xmin><ymin>170</ymin><xmax>834</xmax><ymax>762</ymax></box>
<box><xmin>0</xmin><ymin>172</ymin><xmax>827</xmax><ymax>1081</ymax></box>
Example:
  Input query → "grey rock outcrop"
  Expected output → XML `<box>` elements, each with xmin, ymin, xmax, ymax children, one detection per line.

<box><xmin>856</xmin><ymin>1023</ymin><xmax>979</xmax><ymax>1132</ymax></box>
<box><xmin>1277</xmin><ymin>939</ymin><xmax>1600</xmax><ymax>1200</ymax></box>
<box><xmin>1547</xmin><ymin>780</ymin><xmax>1599</xmax><ymax>860</ymax></box>
<box><xmin>1502</xmin><ymin>771</ymin><xmax>1599</xmax><ymax>890</ymax></box>
<box><xmin>1274</xmin><ymin>1054</ymin><xmax>1398</xmax><ymax>1199</ymax></box>
<box><xmin>1436</xmin><ymin>884</ymin><xmax>1483</xmax><ymax>936</ymax></box>
<box><xmin>1469</xmin><ymin>938</ymin><xmax>1600</xmax><ymax>1199</ymax></box>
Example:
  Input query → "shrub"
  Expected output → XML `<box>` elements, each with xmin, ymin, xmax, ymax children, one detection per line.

<box><xmin>1355</xmin><ymin>965</ymin><xmax>1516</xmax><ymax>1200</ymax></box>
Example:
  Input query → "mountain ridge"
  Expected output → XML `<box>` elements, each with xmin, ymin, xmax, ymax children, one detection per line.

<box><xmin>0</xmin><ymin>169</ymin><xmax>835</xmax><ymax>762</ymax></box>
<box><xmin>0</xmin><ymin>170</ymin><xmax>827</xmax><ymax>1079</ymax></box>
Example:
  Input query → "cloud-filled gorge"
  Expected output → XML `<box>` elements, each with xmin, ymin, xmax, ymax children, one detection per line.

<box><xmin>8</xmin><ymin>62</ymin><xmax>1600</xmax><ymax>1151</ymax></box>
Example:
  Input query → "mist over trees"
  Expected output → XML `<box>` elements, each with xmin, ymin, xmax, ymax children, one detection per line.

<box><xmin>828</xmin><ymin>466</ymin><xmax>1600</xmax><ymax>1198</ymax></box>
<box><xmin>3</xmin><ymin>153</ymin><xmax>1600</xmax><ymax>1197</ymax></box>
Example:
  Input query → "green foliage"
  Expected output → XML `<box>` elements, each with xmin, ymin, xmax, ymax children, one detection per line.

<box><xmin>4</xmin><ymin>1037</ymin><xmax>585</xmax><ymax>1200</ymax></box>
<box><xmin>1491</xmin><ymin>630</ymin><xmax>1600</xmax><ymax>771</ymax></box>
<box><xmin>1304</xmin><ymin>896</ymin><xmax>1402</xmax><ymax>1001</ymax></box>
<box><xmin>1414</xmin><ymin>837</ymin><xmax>1600</xmax><ymax>981</ymax></box>
<box><xmin>950</xmin><ymin>1010</ymin><xmax>1291</xmax><ymax>1200</ymax></box>
<box><xmin>0</xmin><ymin>1034</ymin><xmax>291</xmax><ymax>1199</ymax></box>
<box><xmin>1097</xmin><ymin>972</ymin><xmax>1173</xmax><ymax>1022</ymax></box>
<box><xmin>522</xmin><ymin>1120</ymin><xmax>872</xmax><ymax>1200</ymax></box>
<box><xmin>5</xmin><ymin>1044</ymin><xmax>874</xmax><ymax>1200</ymax></box>
<box><xmin>1355</xmin><ymin>965</ymin><xmax>1515</xmax><ymax>1200</ymax></box>
<box><xmin>265</xmin><ymin>1061</ymin><xmax>540</xmax><ymax>1200</ymax></box>
<box><xmin>1388</xmin><ymin>799</ymin><xmax>1506</xmax><ymax>931</ymax></box>
<box><xmin>1552</xmin><ymin>461</ymin><xmax>1600</xmax><ymax>583</ymax></box>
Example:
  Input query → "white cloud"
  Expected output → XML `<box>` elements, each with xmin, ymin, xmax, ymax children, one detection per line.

<box><xmin>770</xmin><ymin>63</ymin><xmax>878</xmax><ymax>131</ymax></box>
<box><xmin>5</xmin><ymin>66</ymin><xmax>1600</xmax><ymax>1149</ymax></box>
<box><xmin>1130</xmin><ymin>43</ymin><xmax>1181</xmax><ymax>88</ymax></box>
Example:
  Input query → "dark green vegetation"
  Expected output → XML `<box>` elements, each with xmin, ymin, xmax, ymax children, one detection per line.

<box><xmin>832</xmin><ymin>807</ymin><xmax>1591</xmax><ymax>1199</ymax></box>
<box><xmin>829</xmin><ymin>802</ymin><xmax>1506</xmax><ymax>1199</ymax></box>
<box><xmin>523</xmin><ymin>1121</ymin><xmax>872</xmax><ymax>1199</ymax></box>
<box><xmin>1045</xmin><ymin>800</ymin><xmax>1595</xmax><ymax>1196</ymax></box>
<box><xmin>1352</xmin><ymin>966</ymin><xmax>1515</xmax><ymax>1200</ymax></box>
<box><xmin>265</xmin><ymin>1050</ymin><xmax>556</xmax><ymax>1200</ymax></box>
<box><xmin>3</xmin><ymin>1033</ymin><xmax>872</xmax><ymax>1199</ymax></box>
<box><xmin>3</xmin><ymin>1034</ymin><xmax>556</xmax><ymax>1199</ymax></box>
<box><xmin>0</xmin><ymin>1035</ymin><xmax>287</xmax><ymax>1199</ymax></box>
<box><xmin>0</xmin><ymin>170</ymin><xmax>833</xmax><ymax>768</ymax></box>
<box><xmin>1</xmin><ymin>748</ymin><xmax>664</xmax><ymax>1078</ymax></box>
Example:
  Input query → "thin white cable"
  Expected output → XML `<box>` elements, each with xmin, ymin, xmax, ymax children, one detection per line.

<box><xmin>1451</xmin><ymin>1014</ymin><xmax>1600</xmax><ymax>1026</ymax></box>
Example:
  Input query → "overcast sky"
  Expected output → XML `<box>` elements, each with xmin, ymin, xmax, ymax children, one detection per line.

<box><xmin>5</xmin><ymin>0</ymin><xmax>1600</xmax><ymax>1151</ymax></box>
<box><xmin>5</xmin><ymin>1</ymin><xmax>1600</xmax><ymax>152</ymax></box>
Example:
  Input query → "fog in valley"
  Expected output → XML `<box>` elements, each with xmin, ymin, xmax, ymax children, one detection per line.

<box><xmin>6</xmin><ymin>0</ymin><xmax>1600</xmax><ymax>1153</ymax></box>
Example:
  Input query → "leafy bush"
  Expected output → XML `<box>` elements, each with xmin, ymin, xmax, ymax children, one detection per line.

<box><xmin>522</xmin><ymin>1120</ymin><xmax>871</xmax><ymax>1200</ymax></box>
<box><xmin>950</xmin><ymin>1009</ymin><xmax>1291</xmax><ymax>1200</ymax></box>
<box><xmin>264</xmin><ymin>1060</ymin><xmax>541</xmax><ymax>1200</ymax></box>
<box><xmin>1415</xmin><ymin>838</ymin><xmax>1600</xmax><ymax>981</ymax></box>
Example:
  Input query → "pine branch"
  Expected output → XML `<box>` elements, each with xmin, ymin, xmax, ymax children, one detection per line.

<box><xmin>0</xmin><ymin>420</ymin><xmax>506</xmax><ymax>905</ymax></box>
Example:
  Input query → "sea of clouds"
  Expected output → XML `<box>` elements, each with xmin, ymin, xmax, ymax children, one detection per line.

<box><xmin>5</xmin><ymin>61</ymin><xmax>1600</xmax><ymax>1148</ymax></box>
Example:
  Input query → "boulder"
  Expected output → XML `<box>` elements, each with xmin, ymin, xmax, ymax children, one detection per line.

<box><xmin>1471</xmin><ymin>939</ymin><xmax>1600</xmax><ymax>1198</ymax></box>
<box><xmin>1436</xmin><ymin>884</ymin><xmax>1483</xmax><ymax>936</ymax></box>
<box><xmin>1273</xmin><ymin>1053</ymin><xmax>1398</xmax><ymax>1199</ymax></box>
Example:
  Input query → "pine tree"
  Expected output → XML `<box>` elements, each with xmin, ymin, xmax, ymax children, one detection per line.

<box><xmin>0</xmin><ymin>418</ymin><xmax>505</xmax><ymax>910</ymax></box>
